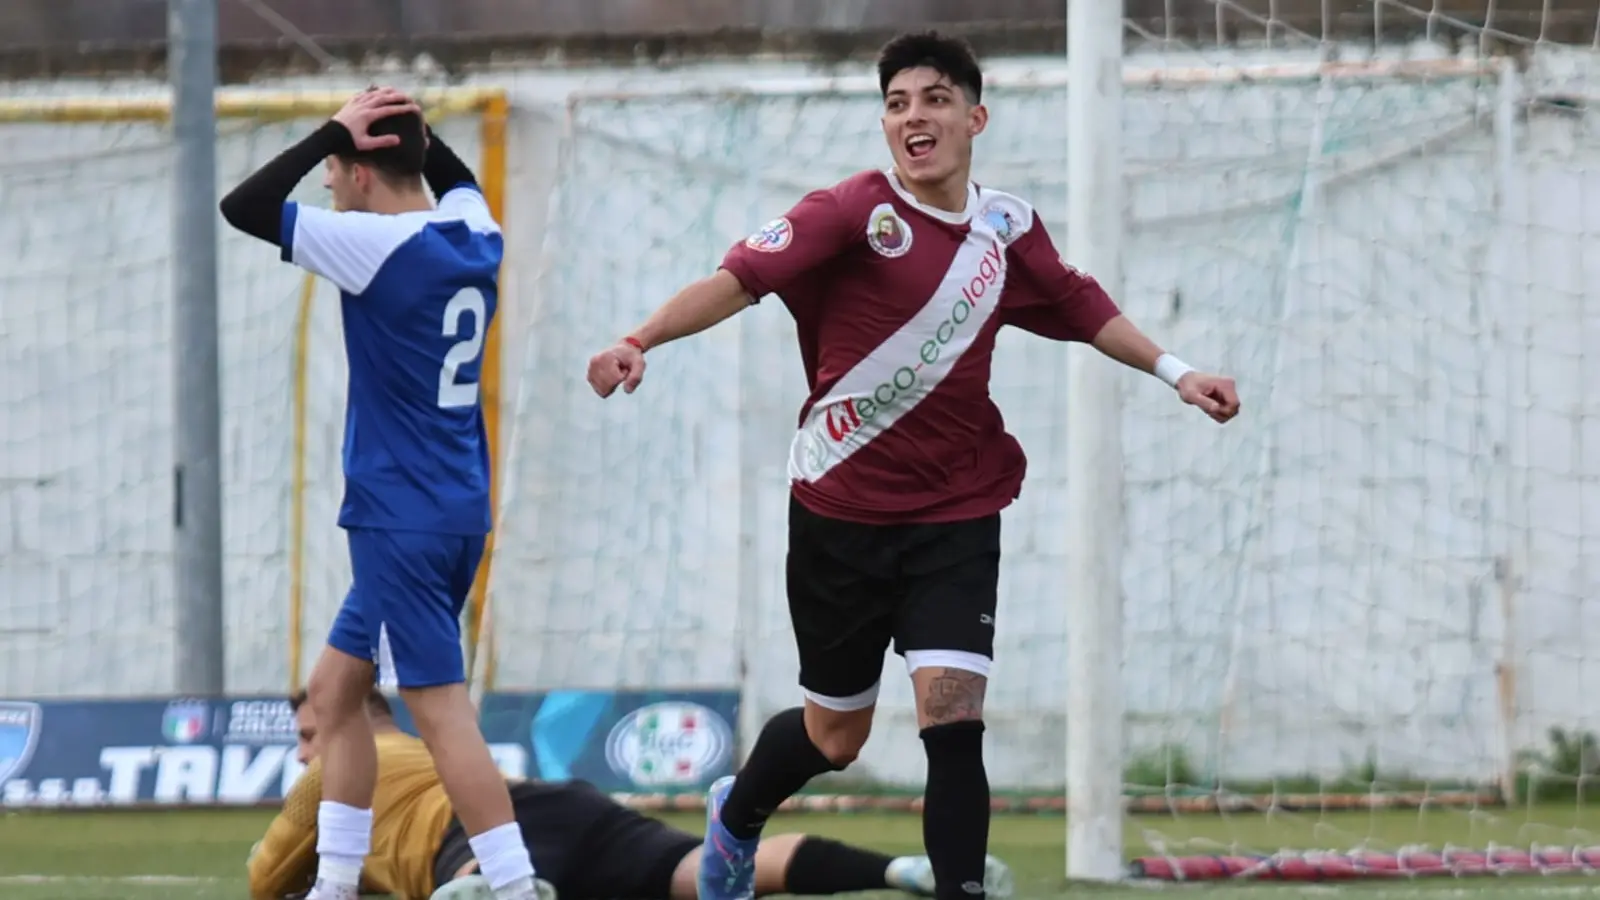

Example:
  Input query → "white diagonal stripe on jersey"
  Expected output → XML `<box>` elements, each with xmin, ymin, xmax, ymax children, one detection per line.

<box><xmin>789</xmin><ymin>218</ymin><xmax>1010</xmax><ymax>484</ymax></box>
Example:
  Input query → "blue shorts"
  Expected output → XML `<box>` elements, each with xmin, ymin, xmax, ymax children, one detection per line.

<box><xmin>327</xmin><ymin>528</ymin><xmax>486</xmax><ymax>689</ymax></box>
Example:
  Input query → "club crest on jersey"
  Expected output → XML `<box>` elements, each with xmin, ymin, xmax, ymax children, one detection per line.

<box><xmin>0</xmin><ymin>701</ymin><xmax>42</xmax><ymax>784</ymax></box>
<box><xmin>745</xmin><ymin>217</ymin><xmax>793</xmax><ymax>253</ymax></box>
<box><xmin>981</xmin><ymin>205</ymin><xmax>1020</xmax><ymax>243</ymax></box>
<box><xmin>865</xmin><ymin>204</ymin><xmax>913</xmax><ymax>258</ymax></box>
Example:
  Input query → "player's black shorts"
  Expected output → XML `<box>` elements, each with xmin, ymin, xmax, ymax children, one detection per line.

<box><xmin>787</xmin><ymin>495</ymin><xmax>1001</xmax><ymax>703</ymax></box>
<box><xmin>432</xmin><ymin>780</ymin><xmax>699</xmax><ymax>900</ymax></box>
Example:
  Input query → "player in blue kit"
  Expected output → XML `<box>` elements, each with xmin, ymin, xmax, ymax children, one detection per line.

<box><xmin>220</xmin><ymin>88</ymin><xmax>541</xmax><ymax>900</ymax></box>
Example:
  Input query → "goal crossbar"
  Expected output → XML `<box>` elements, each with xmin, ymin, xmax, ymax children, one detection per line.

<box><xmin>0</xmin><ymin>87</ymin><xmax>506</xmax><ymax>123</ymax></box>
<box><xmin>563</xmin><ymin>57</ymin><xmax>1502</xmax><ymax>104</ymax></box>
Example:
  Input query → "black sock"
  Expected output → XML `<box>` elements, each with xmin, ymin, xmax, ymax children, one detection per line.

<box><xmin>781</xmin><ymin>837</ymin><xmax>896</xmax><ymax>895</ymax></box>
<box><xmin>921</xmin><ymin>721</ymin><xmax>989</xmax><ymax>900</ymax></box>
<box><xmin>719</xmin><ymin>707</ymin><xmax>838</xmax><ymax>840</ymax></box>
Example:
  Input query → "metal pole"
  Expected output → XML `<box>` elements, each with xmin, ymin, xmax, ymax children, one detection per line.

<box><xmin>1064</xmin><ymin>0</ymin><xmax>1126</xmax><ymax>883</ymax></box>
<box><xmin>170</xmin><ymin>0</ymin><xmax>226</xmax><ymax>696</ymax></box>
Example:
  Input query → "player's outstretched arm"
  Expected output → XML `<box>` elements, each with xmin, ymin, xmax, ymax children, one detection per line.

<box><xmin>585</xmin><ymin>268</ymin><xmax>752</xmax><ymax>398</ymax></box>
<box><xmin>587</xmin><ymin>185</ymin><xmax>858</xmax><ymax>400</ymax></box>
<box><xmin>628</xmin><ymin>269</ymin><xmax>753</xmax><ymax>353</ymax></box>
<box><xmin>1003</xmin><ymin>211</ymin><xmax>1241</xmax><ymax>423</ymax></box>
<box><xmin>1088</xmin><ymin>315</ymin><xmax>1240</xmax><ymax>423</ymax></box>
<box><xmin>219</xmin><ymin>87</ymin><xmax>420</xmax><ymax>246</ymax></box>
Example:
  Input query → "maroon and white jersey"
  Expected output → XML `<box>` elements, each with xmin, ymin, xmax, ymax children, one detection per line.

<box><xmin>720</xmin><ymin>169</ymin><xmax>1121</xmax><ymax>525</ymax></box>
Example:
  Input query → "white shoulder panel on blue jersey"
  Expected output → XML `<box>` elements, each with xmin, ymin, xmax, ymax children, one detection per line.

<box><xmin>283</xmin><ymin>190</ymin><xmax>501</xmax><ymax>296</ymax></box>
<box><xmin>973</xmin><ymin>187</ymin><xmax>1038</xmax><ymax>245</ymax></box>
<box><xmin>283</xmin><ymin>203</ymin><xmax>439</xmax><ymax>296</ymax></box>
<box><xmin>437</xmin><ymin>185</ymin><xmax>500</xmax><ymax>235</ymax></box>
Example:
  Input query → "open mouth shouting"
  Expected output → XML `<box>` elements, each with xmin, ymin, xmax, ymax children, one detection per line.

<box><xmin>905</xmin><ymin>133</ymin><xmax>937</xmax><ymax>161</ymax></box>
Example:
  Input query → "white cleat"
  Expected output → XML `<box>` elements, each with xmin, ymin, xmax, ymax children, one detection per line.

<box><xmin>885</xmin><ymin>854</ymin><xmax>1014</xmax><ymax>899</ymax></box>
<box><xmin>428</xmin><ymin>874</ymin><xmax>558</xmax><ymax>900</ymax></box>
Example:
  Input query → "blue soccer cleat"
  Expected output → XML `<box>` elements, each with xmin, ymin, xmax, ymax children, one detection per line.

<box><xmin>697</xmin><ymin>775</ymin><xmax>760</xmax><ymax>900</ymax></box>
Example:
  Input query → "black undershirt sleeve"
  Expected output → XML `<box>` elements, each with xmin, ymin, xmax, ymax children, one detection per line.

<box><xmin>219</xmin><ymin>121</ymin><xmax>481</xmax><ymax>247</ymax></box>
<box><xmin>219</xmin><ymin>120</ymin><xmax>354</xmax><ymax>247</ymax></box>
<box><xmin>422</xmin><ymin>126</ymin><xmax>478</xmax><ymax>199</ymax></box>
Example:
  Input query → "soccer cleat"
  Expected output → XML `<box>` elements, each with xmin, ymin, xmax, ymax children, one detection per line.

<box><xmin>885</xmin><ymin>854</ymin><xmax>1015</xmax><ymax>899</ymax></box>
<box><xmin>427</xmin><ymin>874</ymin><xmax>557</xmax><ymax>900</ymax></box>
<box><xmin>696</xmin><ymin>775</ymin><xmax>760</xmax><ymax>900</ymax></box>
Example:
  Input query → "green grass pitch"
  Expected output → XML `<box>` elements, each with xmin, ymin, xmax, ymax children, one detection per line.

<box><xmin>3</xmin><ymin>805</ymin><xmax>1600</xmax><ymax>899</ymax></box>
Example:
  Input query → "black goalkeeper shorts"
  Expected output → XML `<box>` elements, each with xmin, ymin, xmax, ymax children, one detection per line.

<box><xmin>432</xmin><ymin>780</ymin><xmax>698</xmax><ymax>900</ymax></box>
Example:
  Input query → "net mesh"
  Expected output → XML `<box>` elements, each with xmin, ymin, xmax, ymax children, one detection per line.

<box><xmin>494</xmin><ymin>63</ymin><xmax>1499</xmax><ymax>779</ymax></box>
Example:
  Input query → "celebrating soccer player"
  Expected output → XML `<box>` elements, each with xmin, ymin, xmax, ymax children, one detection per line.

<box><xmin>584</xmin><ymin>32</ymin><xmax>1240</xmax><ymax>900</ymax></box>
<box><xmin>220</xmin><ymin>88</ymin><xmax>540</xmax><ymax>900</ymax></box>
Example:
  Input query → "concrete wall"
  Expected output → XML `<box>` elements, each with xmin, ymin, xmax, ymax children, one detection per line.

<box><xmin>0</xmin><ymin>0</ymin><xmax>1581</xmax><ymax>60</ymax></box>
<box><xmin>1</xmin><ymin>46</ymin><xmax>1597</xmax><ymax>789</ymax></box>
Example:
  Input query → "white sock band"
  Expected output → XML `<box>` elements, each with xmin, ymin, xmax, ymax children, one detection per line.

<box><xmin>315</xmin><ymin>801</ymin><xmax>373</xmax><ymax>886</ymax></box>
<box><xmin>469</xmin><ymin>821</ymin><xmax>537</xmax><ymax>891</ymax></box>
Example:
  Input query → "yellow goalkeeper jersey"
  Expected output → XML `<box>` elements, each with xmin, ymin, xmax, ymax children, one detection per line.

<box><xmin>248</xmin><ymin>730</ymin><xmax>456</xmax><ymax>900</ymax></box>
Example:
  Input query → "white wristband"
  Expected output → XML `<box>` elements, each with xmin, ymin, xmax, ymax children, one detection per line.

<box><xmin>1153</xmin><ymin>353</ymin><xmax>1195</xmax><ymax>389</ymax></box>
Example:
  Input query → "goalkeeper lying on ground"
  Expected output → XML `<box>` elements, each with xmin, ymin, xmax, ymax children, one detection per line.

<box><xmin>249</xmin><ymin>689</ymin><xmax>1012</xmax><ymax>900</ymax></box>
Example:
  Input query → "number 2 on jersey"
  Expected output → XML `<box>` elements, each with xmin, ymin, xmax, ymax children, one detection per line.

<box><xmin>438</xmin><ymin>288</ymin><xmax>487</xmax><ymax>409</ymax></box>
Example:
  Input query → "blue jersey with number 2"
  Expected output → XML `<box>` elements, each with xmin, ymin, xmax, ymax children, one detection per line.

<box><xmin>280</xmin><ymin>187</ymin><xmax>501</xmax><ymax>535</ymax></box>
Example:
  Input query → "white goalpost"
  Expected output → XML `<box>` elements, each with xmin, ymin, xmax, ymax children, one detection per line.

<box><xmin>1064</xmin><ymin>0</ymin><xmax>1128</xmax><ymax>883</ymax></box>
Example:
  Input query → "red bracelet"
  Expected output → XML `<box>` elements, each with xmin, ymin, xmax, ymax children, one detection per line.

<box><xmin>622</xmin><ymin>336</ymin><xmax>645</xmax><ymax>352</ymax></box>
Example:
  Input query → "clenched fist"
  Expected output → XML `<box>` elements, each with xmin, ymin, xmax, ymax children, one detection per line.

<box><xmin>1176</xmin><ymin>372</ymin><xmax>1240</xmax><ymax>423</ymax></box>
<box><xmin>587</xmin><ymin>341</ymin><xmax>647</xmax><ymax>398</ymax></box>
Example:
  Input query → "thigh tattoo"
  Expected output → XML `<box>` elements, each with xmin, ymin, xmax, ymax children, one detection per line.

<box><xmin>919</xmin><ymin>668</ymin><xmax>987</xmax><ymax>725</ymax></box>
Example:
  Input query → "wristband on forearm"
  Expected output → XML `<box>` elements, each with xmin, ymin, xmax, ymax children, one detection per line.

<box><xmin>1153</xmin><ymin>353</ymin><xmax>1195</xmax><ymax>389</ymax></box>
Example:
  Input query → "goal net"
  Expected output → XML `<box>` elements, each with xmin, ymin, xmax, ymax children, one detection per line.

<box><xmin>485</xmin><ymin>31</ymin><xmax>1600</xmax><ymax>890</ymax></box>
<box><xmin>0</xmin><ymin>89</ymin><xmax>505</xmax><ymax>703</ymax></box>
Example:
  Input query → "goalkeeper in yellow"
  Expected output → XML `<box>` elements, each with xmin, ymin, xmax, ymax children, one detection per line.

<box><xmin>249</xmin><ymin>689</ymin><xmax>1012</xmax><ymax>900</ymax></box>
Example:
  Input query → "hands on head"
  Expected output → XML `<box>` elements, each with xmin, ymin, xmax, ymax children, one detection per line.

<box><xmin>333</xmin><ymin>86</ymin><xmax>424</xmax><ymax>151</ymax></box>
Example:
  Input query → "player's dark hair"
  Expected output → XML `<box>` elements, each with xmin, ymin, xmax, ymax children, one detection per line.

<box><xmin>877</xmin><ymin>31</ymin><xmax>983</xmax><ymax>105</ymax></box>
<box><xmin>286</xmin><ymin>687</ymin><xmax>392</xmax><ymax>719</ymax></box>
<box><xmin>337</xmin><ymin>111</ymin><xmax>427</xmax><ymax>184</ymax></box>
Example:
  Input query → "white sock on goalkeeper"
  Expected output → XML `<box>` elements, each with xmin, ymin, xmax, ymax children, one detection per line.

<box><xmin>468</xmin><ymin>822</ymin><xmax>538</xmax><ymax>899</ymax></box>
<box><xmin>315</xmin><ymin>801</ymin><xmax>373</xmax><ymax>888</ymax></box>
